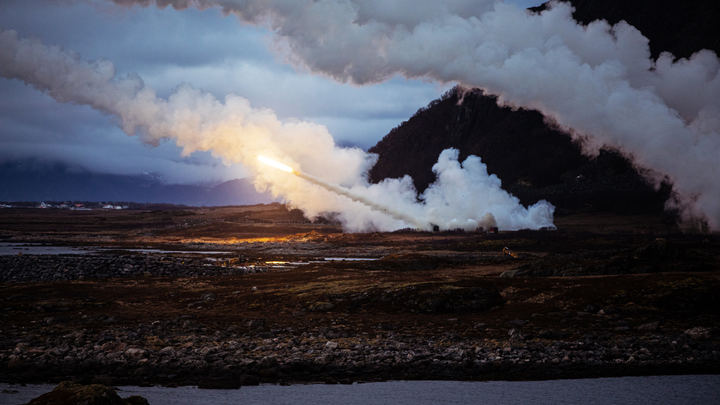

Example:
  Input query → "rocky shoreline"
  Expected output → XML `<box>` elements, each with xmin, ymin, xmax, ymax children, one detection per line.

<box><xmin>3</xmin><ymin>321</ymin><xmax>718</xmax><ymax>387</ymax></box>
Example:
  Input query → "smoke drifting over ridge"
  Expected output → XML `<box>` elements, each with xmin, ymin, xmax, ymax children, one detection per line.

<box><xmin>103</xmin><ymin>0</ymin><xmax>720</xmax><ymax>229</ymax></box>
<box><xmin>0</xmin><ymin>28</ymin><xmax>554</xmax><ymax>232</ymax></box>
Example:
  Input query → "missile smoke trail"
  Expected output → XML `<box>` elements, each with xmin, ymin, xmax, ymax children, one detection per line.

<box><xmin>0</xmin><ymin>28</ymin><xmax>554</xmax><ymax>232</ymax></box>
<box><xmin>101</xmin><ymin>0</ymin><xmax>720</xmax><ymax>229</ymax></box>
<box><xmin>258</xmin><ymin>156</ymin><xmax>431</xmax><ymax>230</ymax></box>
<box><xmin>294</xmin><ymin>171</ymin><xmax>431</xmax><ymax>231</ymax></box>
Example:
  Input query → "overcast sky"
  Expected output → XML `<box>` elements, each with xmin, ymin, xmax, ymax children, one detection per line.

<box><xmin>0</xmin><ymin>0</ymin><xmax>542</xmax><ymax>184</ymax></box>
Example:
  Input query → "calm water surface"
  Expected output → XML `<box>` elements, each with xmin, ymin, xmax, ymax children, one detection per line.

<box><xmin>1</xmin><ymin>375</ymin><xmax>719</xmax><ymax>405</ymax></box>
<box><xmin>0</xmin><ymin>243</ymin><xmax>93</xmax><ymax>256</ymax></box>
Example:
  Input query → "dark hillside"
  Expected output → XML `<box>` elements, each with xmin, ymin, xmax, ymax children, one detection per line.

<box><xmin>369</xmin><ymin>0</ymin><xmax>717</xmax><ymax>215</ymax></box>
<box><xmin>368</xmin><ymin>88</ymin><xmax>670</xmax><ymax>214</ymax></box>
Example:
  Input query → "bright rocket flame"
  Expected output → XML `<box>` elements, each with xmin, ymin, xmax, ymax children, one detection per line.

<box><xmin>259</xmin><ymin>153</ymin><xmax>431</xmax><ymax>230</ymax></box>
<box><xmin>258</xmin><ymin>155</ymin><xmax>294</xmax><ymax>173</ymax></box>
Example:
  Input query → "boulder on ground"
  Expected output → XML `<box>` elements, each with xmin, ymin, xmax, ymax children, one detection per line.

<box><xmin>27</xmin><ymin>381</ymin><xmax>149</xmax><ymax>405</ymax></box>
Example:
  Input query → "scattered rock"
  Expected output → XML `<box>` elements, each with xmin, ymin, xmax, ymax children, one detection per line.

<box><xmin>125</xmin><ymin>348</ymin><xmax>146</xmax><ymax>358</ymax></box>
<box><xmin>26</xmin><ymin>381</ymin><xmax>148</xmax><ymax>405</ymax></box>
<box><xmin>637</xmin><ymin>321</ymin><xmax>659</xmax><ymax>331</ymax></box>
<box><xmin>308</xmin><ymin>302</ymin><xmax>335</xmax><ymax>312</ymax></box>
<box><xmin>499</xmin><ymin>270</ymin><xmax>520</xmax><ymax>278</ymax></box>
<box><xmin>247</xmin><ymin>319</ymin><xmax>265</xmax><ymax>328</ymax></box>
<box><xmin>0</xmin><ymin>255</ymin><xmax>268</xmax><ymax>283</ymax></box>
<box><xmin>507</xmin><ymin>319</ymin><xmax>528</xmax><ymax>327</ymax></box>
<box><xmin>684</xmin><ymin>327</ymin><xmax>711</xmax><ymax>340</ymax></box>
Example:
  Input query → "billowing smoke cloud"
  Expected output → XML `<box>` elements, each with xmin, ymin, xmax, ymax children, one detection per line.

<box><xmin>0</xmin><ymin>28</ymin><xmax>554</xmax><ymax>232</ymax></box>
<box><xmin>102</xmin><ymin>0</ymin><xmax>720</xmax><ymax>229</ymax></box>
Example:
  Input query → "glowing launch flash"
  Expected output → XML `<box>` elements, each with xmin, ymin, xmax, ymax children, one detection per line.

<box><xmin>258</xmin><ymin>155</ymin><xmax>294</xmax><ymax>173</ymax></box>
<box><xmin>256</xmin><ymin>154</ymin><xmax>430</xmax><ymax>230</ymax></box>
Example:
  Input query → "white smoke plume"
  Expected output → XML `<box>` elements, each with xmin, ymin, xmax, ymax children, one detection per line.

<box><xmin>102</xmin><ymin>0</ymin><xmax>720</xmax><ymax>229</ymax></box>
<box><xmin>0</xmin><ymin>28</ymin><xmax>554</xmax><ymax>232</ymax></box>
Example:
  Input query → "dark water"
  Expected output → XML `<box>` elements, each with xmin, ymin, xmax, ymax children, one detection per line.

<box><xmin>0</xmin><ymin>243</ymin><xmax>231</xmax><ymax>256</ymax></box>
<box><xmin>2</xmin><ymin>375</ymin><xmax>719</xmax><ymax>405</ymax></box>
<box><xmin>0</xmin><ymin>243</ymin><xmax>93</xmax><ymax>256</ymax></box>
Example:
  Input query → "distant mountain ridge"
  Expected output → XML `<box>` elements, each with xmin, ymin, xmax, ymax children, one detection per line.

<box><xmin>0</xmin><ymin>162</ymin><xmax>273</xmax><ymax>206</ymax></box>
<box><xmin>368</xmin><ymin>0</ymin><xmax>717</xmax><ymax>215</ymax></box>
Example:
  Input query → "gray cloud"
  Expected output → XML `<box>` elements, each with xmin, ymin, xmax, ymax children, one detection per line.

<box><xmin>0</xmin><ymin>80</ymin><xmax>246</xmax><ymax>184</ymax></box>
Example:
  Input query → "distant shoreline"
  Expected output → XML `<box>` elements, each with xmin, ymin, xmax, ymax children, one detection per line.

<box><xmin>5</xmin><ymin>376</ymin><xmax>720</xmax><ymax>405</ymax></box>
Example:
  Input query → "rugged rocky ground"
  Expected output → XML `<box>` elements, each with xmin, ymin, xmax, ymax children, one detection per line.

<box><xmin>1</xmin><ymin>205</ymin><xmax>719</xmax><ymax>387</ymax></box>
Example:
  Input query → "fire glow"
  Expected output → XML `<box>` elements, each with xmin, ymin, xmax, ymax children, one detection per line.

<box><xmin>0</xmin><ymin>28</ymin><xmax>557</xmax><ymax>233</ymax></box>
<box><xmin>257</xmin><ymin>155</ymin><xmax>294</xmax><ymax>174</ymax></box>
<box><xmin>257</xmin><ymin>154</ymin><xmax>431</xmax><ymax>230</ymax></box>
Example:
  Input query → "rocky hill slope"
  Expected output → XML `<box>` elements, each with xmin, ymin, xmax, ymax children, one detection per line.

<box><xmin>369</xmin><ymin>88</ymin><xmax>671</xmax><ymax>214</ymax></box>
<box><xmin>368</xmin><ymin>0</ymin><xmax>718</xmax><ymax>215</ymax></box>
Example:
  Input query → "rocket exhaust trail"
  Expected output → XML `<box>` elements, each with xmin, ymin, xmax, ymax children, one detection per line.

<box><xmin>0</xmin><ymin>29</ymin><xmax>554</xmax><ymax>233</ymax></box>
<box><xmin>294</xmin><ymin>170</ymin><xmax>430</xmax><ymax>230</ymax></box>
<box><xmin>258</xmin><ymin>156</ymin><xmax>429</xmax><ymax>230</ymax></box>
